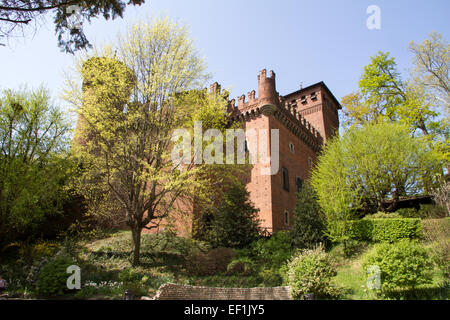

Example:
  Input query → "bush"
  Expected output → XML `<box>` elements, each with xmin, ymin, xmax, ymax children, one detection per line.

<box><xmin>362</xmin><ymin>239</ymin><xmax>434</xmax><ymax>292</ymax></box>
<box><xmin>418</xmin><ymin>204</ymin><xmax>448</xmax><ymax>219</ymax></box>
<box><xmin>3</xmin><ymin>240</ymin><xmax>59</xmax><ymax>265</ymax></box>
<box><xmin>290</xmin><ymin>183</ymin><xmax>326</xmax><ymax>249</ymax></box>
<box><xmin>185</xmin><ymin>247</ymin><xmax>235</xmax><ymax>276</ymax></box>
<box><xmin>251</xmin><ymin>231</ymin><xmax>294</xmax><ymax>268</ymax></box>
<box><xmin>118</xmin><ymin>268</ymin><xmax>141</xmax><ymax>283</ymax></box>
<box><xmin>35</xmin><ymin>255</ymin><xmax>76</xmax><ymax>297</ymax></box>
<box><xmin>286</xmin><ymin>244</ymin><xmax>340</xmax><ymax>300</ymax></box>
<box><xmin>226</xmin><ymin>257</ymin><xmax>256</xmax><ymax>276</ymax></box>
<box><xmin>346</xmin><ymin>218</ymin><xmax>422</xmax><ymax>242</ymax></box>
<box><xmin>258</xmin><ymin>268</ymin><xmax>283</xmax><ymax>287</ymax></box>
<box><xmin>363</xmin><ymin>212</ymin><xmax>402</xmax><ymax>219</ymax></box>
<box><xmin>394</xmin><ymin>208</ymin><xmax>420</xmax><ymax>218</ymax></box>
<box><xmin>421</xmin><ymin>218</ymin><xmax>450</xmax><ymax>276</ymax></box>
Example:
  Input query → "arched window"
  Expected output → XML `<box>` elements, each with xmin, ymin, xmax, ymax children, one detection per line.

<box><xmin>289</xmin><ymin>142</ymin><xmax>295</xmax><ymax>153</ymax></box>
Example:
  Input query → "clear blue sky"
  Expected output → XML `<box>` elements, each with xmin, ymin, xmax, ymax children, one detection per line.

<box><xmin>0</xmin><ymin>0</ymin><xmax>449</xmax><ymax>119</ymax></box>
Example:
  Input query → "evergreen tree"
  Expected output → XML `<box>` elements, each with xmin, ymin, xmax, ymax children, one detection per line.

<box><xmin>290</xmin><ymin>183</ymin><xmax>326</xmax><ymax>249</ymax></box>
<box><xmin>206</xmin><ymin>183</ymin><xmax>261</xmax><ymax>248</ymax></box>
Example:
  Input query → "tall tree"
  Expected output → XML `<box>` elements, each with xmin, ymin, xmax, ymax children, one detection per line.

<box><xmin>69</xmin><ymin>18</ymin><xmax>241</xmax><ymax>265</ymax></box>
<box><xmin>0</xmin><ymin>86</ymin><xmax>73</xmax><ymax>243</ymax></box>
<box><xmin>341</xmin><ymin>51</ymin><xmax>439</xmax><ymax>137</ymax></box>
<box><xmin>409</xmin><ymin>32</ymin><xmax>449</xmax><ymax>114</ymax></box>
<box><xmin>311</xmin><ymin>122</ymin><xmax>443</xmax><ymax>219</ymax></box>
<box><xmin>202</xmin><ymin>182</ymin><xmax>261</xmax><ymax>249</ymax></box>
<box><xmin>290</xmin><ymin>183</ymin><xmax>326</xmax><ymax>249</ymax></box>
<box><xmin>0</xmin><ymin>0</ymin><xmax>145</xmax><ymax>53</ymax></box>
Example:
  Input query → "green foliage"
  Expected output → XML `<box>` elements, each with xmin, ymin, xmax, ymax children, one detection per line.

<box><xmin>35</xmin><ymin>255</ymin><xmax>75</xmax><ymax>297</ymax></box>
<box><xmin>68</xmin><ymin>17</ymin><xmax>243</xmax><ymax>265</ymax></box>
<box><xmin>251</xmin><ymin>231</ymin><xmax>294</xmax><ymax>269</ymax></box>
<box><xmin>3</xmin><ymin>240</ymin><xmax>59</xmax><ymax>265</ymax></box>
<box><xmin>226</xmin><ymin>257</ymin><xmax>256</xmax><ymax>276</ymax></box>
<box><xmin>258</xmin><ymin>268</ymin><xmax>284</xmax><ymax>287</ymax></box>
<box><xmin>185</xmin><ymin>247</ymin><xmax>235</xmax><ymax>276</ymax></box>
<box><xmin>118</xmin><ymin>268</ymin><xmax>141</xmax><ymax>283</ymax></box>
<box><xmin>418</xmin><ymin>204</ymin><xmax>448</xmax><ymax>219</ymax></box>
<box><xmin>203</xmin><ymin>183</ymin><xmax>261</xmax><ymax>249</ymax></box>
<box><xmin>421</xmin><ymin>218</ymin><xmax>450</xmax><ymax>277</ymax></box>
<box><xmin>0</xmin><ymin>86</ymin><xmax>75</xmax><ymax>244</ymax></box>
<box><xmin>342</xmin><ymin>51</ymin><xmax>444</xmax><ymax>139</ymax></box>
<box><xmin>311</xmin><ymin>122</ymin><xmax>442</xmax><ymax>242</ymax></box>
<box><xmin>290</xmin><ymin>184</ymin><xmax>326</xmax><ymax>248</ymax></box>
<box><xmin>286</xmin><ymin>244</ymin><xmax>341</xmax><ymax>300</ymax></box>
<box><xmin>363</xmin><ymin>239</ymin><xmax>434</xmax><ymax>291</ymax></box>
<box><xmin>363</xmin><ymin>212</ymin><xmax>403</xmax><ymax>219</ymax></box>
<box><xmin>0</xmin><ymin>1</ymin><xmax>146</xmax><ymax>54</ymax></box>
<box><xmin>345</xmin><ymin>218</ymin><xmax>422</xmax><ymax>242</ymax></box>
<box><xmin>393</xmin><ymin>208</ymin><xmax>420</xmax><ymax>218</ymax></box>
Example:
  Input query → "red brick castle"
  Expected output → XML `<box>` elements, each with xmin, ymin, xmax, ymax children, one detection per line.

<box><xmin>221</xmin><ymin>69</ymin><xmax>341</xmax><ymax>233</ymax></box>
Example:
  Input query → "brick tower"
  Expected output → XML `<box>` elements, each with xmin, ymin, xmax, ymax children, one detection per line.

<box><xmin>227</xmin><ymin>69</ymin><xmax>341</xmax><ymax>233</ymax></box>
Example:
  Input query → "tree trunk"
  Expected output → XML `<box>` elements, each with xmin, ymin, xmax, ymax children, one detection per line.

<box><xmin>131</xmin><ymin>226</ymin><xmax>142</xmax><ymax>266</ymax></box>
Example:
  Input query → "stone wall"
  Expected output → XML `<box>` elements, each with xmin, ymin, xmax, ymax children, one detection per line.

<box><xmin>153</xmin><ymin>283</ymin><xmax>292</xmax><ymax>300</ymax></box>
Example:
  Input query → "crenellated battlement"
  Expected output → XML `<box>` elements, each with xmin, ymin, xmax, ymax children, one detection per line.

<box><xmin>222</xmin><ymin>68</ymin><xmax>324</xmax><ymax>149</ymax></box>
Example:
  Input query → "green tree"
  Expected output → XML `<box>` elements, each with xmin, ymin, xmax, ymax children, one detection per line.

<box><xmin>0</xmin><ymin>86</ymin><xmax>73</xmax><ymax>244</ymax></box>
<box><xmin>290</xmin><ymin>183</ymin><xmax>326</xmax><ymax>249</ymax></box>
<box><xmin>311</xmin><ymin>122</ymin><xmax>442</xmax><ymax>242</ymax></box>
<box><xmin>69</xmin><ymin>18</ymin><xmax>241</xmax><ymax>265</ymax></box>
<box><xmin>342</xmin><ymin>51</ymin><xmax>440</xmax><ymax>137</ymax></box>
<box><xmin>204</xmin><ymin>183</ymin><xmax>261</xmax><ymax>249</ymax></box>
<box><xmin>0</xmin><ymin>0</ymin><xmax>145</xmax><ymax>53</ymax></box>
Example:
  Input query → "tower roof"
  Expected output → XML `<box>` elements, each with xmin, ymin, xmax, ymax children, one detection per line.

<box><xmin>282</xmin><ymin>81</ymin><xmax>342</xmax><ymax>110</ymax></box>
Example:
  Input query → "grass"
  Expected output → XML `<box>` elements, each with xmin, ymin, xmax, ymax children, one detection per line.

<box><xmin>329</xmin><ymin>242</ymin><xmax>449</xmax><ymax>300</ymax></box>
<box><xmin>1</xmin><ymin>229</ymin><xmax>448</xmax><ymax>300</ymax></box>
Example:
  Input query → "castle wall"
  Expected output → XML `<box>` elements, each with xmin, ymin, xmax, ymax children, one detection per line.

<box><xmin>268</xmin><ymin>115</ymin><xmax>317</xmax><ymax>231</ymax></box>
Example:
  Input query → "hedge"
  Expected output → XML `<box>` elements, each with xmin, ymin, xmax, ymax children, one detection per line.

<box><xmin>343</xmin><ymin>218</ymin><xmax>422</xmax><ymax>242</ymax></box>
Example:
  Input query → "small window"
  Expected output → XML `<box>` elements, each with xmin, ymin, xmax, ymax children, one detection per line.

<box><xmin>300</xmin><ymin>95</ymin><xmax>307</xmax><ymax>104</ymax></box>
<box><xmin>289</xmin><ymin>142</ymin><xmax>295</xmax><ymax>153</ymax></box>
<box><xmin>308</xmin><ymin>157</ymin><xmax>313</xmax><ymax>168</ymax></box>
<box><xmin>284</xmin><ymin>210</ymin><xmax>289</xmax><ymax>226</ymax></box>
<box><xmin>244</xmin><ymin>140</ymin><xmax>248</xmax><ymax>152</ymax></box>
<box><xmin>296</xmin><ymin>177</ymin><xmax>303</xmax><ymax>192</ymax></box>
<box><xmin>282</xmin><ymin>167</ymin><xmax>289</xmax><ymax>191</ymax></box>
<box><xmin>311</xmin><ymin>92</ymin><xmax>317</xmax><ymax>100</ymax></box>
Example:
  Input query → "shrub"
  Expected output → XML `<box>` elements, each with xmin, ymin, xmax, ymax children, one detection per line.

<box><xmin>421</xmin><ymin>218</ymin><xmax>450</xmax><ymax>276</ymax></box>
<box><xmin>363</xmin><ymin>212</ymin><xmax>402</xmax><ymax>219</ymax></box>
<box><xmin>394</xmin><ymin>208</ymin><xmax>421</xmax><ymax>218</ymax></box>
<box><xmin>185</xmin><ymin>247</ymin><xmax>235</xmax><ymax>276</ymax></box>
<box><xmin>258</xmin><ymin>268</ymin><xmax>283</xmax><ymax>287</ymax></box>
<box><xmin>3</xmin><ymin>240</ymin><xmax>59</xmax><ymax>265</ymax></box>
<box><xmin>286</xmin><ymin>244</ymin><xmax>340</xmax><ymax>300</ymax></box>
<box><xmin>362</xmin><ymin>239</ymin><xmax>434</xmax><ymax>292</ymax></box>
<box><xmin>35</xmin><ymin>255</ymin><xmax>75</xmax><ymax>297</ymax></box>
<box><xmin>346</xmin><ymin>218</ymin><xmax>422</xmax><ymax>242</ymax></box>
<box><xmin>226</xmin><ymin>257</ymin><xmax>256</xmax><ymax>276</ymax></box>
<box><xmin>118</xmin><ymin>268</ymin><xmax>141</xmax><ymax>283</ymax></box>
<box><xmin>251</xmin><ymin>231</ymin><xmax>294</xmax><ymax>268</ymax></box>
<box><xmin>418</xmin><ymin>204</ymin><xmax>448</xmax><ymax>219</ymax></box>
<box><xmin>290</xmin><ymin>183</ymin><xmax>326</xmax><ymax>249</ymax></box>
